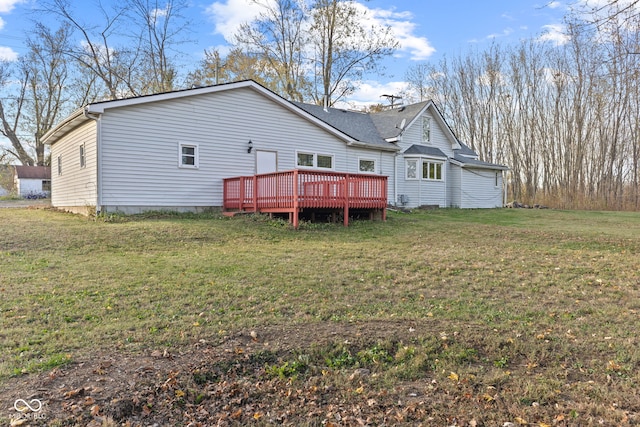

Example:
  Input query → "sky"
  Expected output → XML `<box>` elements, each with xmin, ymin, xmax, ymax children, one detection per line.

<box><xmin>0</xmin><ymin>0</ymin><xmax>574</xmax><ymax>106</ymax></box>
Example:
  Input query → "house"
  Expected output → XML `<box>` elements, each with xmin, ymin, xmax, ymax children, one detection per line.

<box><xmin>13</xmin><ymin>165</ymin><xmax>51</xmax><ymax>198</ymax></box>
<box><xmin>42</xmin><ymin>80</ymin><xmax>507</xmax><ymax>217</ymax></box>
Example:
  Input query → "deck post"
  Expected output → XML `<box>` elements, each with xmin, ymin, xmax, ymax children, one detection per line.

<box><xmin>252</xmin><ymin>175</ymin><xmax>258</xmax><ymax>212</ymax></box>
<box><xmin>343</xmin><ymin>174</ymin><xmax>349</xmax><ymax>227</ymax></box>
<box><xmin>239</xmin><ymin>177</ymin><xmax>246</xmax><ymax>212</ymax></box>
<box><xmin>293</xmin><ymin>169</ymin><xmax>299</xmax><ymax>229</ymax></box>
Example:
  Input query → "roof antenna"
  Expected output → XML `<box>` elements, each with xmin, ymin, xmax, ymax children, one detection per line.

<box><xmin>381</xmin><ymin>94</ymin><xmax>402</xmax><ymax>109</ymax></box>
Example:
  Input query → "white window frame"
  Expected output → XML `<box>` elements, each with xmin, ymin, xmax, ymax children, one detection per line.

<box><xmin>316</xmin><ymin>153</ymin><xmax>334</xmax><ymax>170</ymax></box>
<box><xmin>358</xmin><ymin>158</ymin><xmax>377</xmax><ymax>173</ymax></box>
<box><xmin>295</xmin><ymin>151</ymin><xmax>334</xmax><ymax>170</ymax></box>
<box><xmin>178</xmin><ymin>142</ymin><xmax>199</xmax><ymax>169</ymax></box>
<box><xmin>421</xmin><ymin>160</ymin><xmax>443</xmax><ymax>181</ymax></box>
<box><xmin>79</xmin><ymin>143</ymin><xmax>86</xmax><ymax>168</ymax></box>
<box><xmin>422</xmin><ymin>116</ymin><xmax>431</xmax><ymax>144</ymax></box>
<box><xmin>405</xmin><ymin>158</ymin><xmax>418</xmax><ymax>180</ymax></box>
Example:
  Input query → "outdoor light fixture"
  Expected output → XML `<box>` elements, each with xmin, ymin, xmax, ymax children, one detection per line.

<box><xmin>247</xmin><ymin>139</ymin><xmax>253</xmax><ymax>153</ymax></box>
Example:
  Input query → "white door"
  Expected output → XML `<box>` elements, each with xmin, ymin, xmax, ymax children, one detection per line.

<box><xmin>256</xmin><ymin>150</ymin><xmax>277</xmax><ymax>174</ymax></box>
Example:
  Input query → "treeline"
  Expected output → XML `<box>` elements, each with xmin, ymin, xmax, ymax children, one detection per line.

<box><xmin>407</xmin><ymin>7</ymin><xmax>640</xmax><ymax>210</ymax></box>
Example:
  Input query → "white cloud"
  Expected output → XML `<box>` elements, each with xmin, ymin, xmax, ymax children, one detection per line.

<box><xmin>486</xmin><ymin>27</ymin><xmax>514</xmax><ymax>40</ymax></box>
<box><xmin>0</xmin><ymin>15</ymin><xmax>4</xmax><ymax>30</ymax></box>
<box><xmin>547</xmin><ymin>1</ymin><xmax>562</xmax><ymax>9</ymax></box>
<box><xmin>0</xmin><ymin>0</ymin><xmax>24</xmax><ymax>14</ymax></box>
<box><xmin>355</xmin><ymin>4</ymin><xmax>435</xmax><ymax>61</ymax></box>
<box><xmin>335</xmin><ymin>80</ymin><xmax>410</xmax><ymax>109</ymax></box>
<box><xmin>0</xmin><ymin>45</ymin><xmax>18</xmax><ymax>61</ymax></box>
<box><xmin>205</xmin><ymin>1</ymin><xmax>435</xmax><ymax>61</ymax></box>
<box><xmin>205</xmin><ymin>0</ymin><xmax>270</xmax><ymax>41</ymax></box>
<box><xmin>539</xmin><ymin>23</ymin><xmax>570</xmax><ymax>45</ymax></box>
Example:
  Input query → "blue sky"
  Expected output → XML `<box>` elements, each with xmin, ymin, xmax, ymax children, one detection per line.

<box><xmin>0</xmin><ymin>0</ymin><xmax>572</xmax><ymax>105</ymax></box>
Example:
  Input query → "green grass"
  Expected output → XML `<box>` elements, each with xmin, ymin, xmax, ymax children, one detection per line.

<box><xmin>1</xmin><ymin>207</ymin><xmax>640</xmax><ymax>423</ymax></box>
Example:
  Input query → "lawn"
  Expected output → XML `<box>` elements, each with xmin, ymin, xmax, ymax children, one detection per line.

<box><xmin>0</xmin><ymin>207</ymin><xmax>639</xmax><ymax>425</ymax></box>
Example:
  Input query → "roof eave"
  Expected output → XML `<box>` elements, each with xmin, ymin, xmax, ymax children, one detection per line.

<box><xmin>42</xmin><ymin>108</ymin><xmax>88</xmax><ymax>145</ymax></box>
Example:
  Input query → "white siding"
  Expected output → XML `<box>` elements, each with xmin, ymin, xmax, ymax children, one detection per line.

<box><xmin>448</xmin><ymin>164</ymin><xmax>462</xmax><ymax>208</ymax></box>
<box><xmin>460</xmin><ymin>169</ymin><xmax>504</xmax><ymax>208</ymax></box>
<box><xmin>397</xmin><ymin>109</ymin><xmax>455</xmax><ymax>156</ymax></box>
<box><xmin>395</xmin><ymin>108</ymin><xmax>451</xmax><ymax>208</ymax></box>
<box><xmin>98</xmin><ymin>87</ymin><xmax>395</xmax><ymax>212</ymax></box>
<box><xmin>17</xmin><ymin>179</ymin><xmax>49</xmax><ymax>197</ymax></box>
<box><xmin>50</xmin><ymin>121</ymin><xmax>98</xmax><ymax>213</ymax></box>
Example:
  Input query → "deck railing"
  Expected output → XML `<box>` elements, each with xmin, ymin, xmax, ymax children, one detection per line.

<box><xmin>223</xmin><ymin>169</ymin><xmax>387</xmax><ymax>227</ymax></box>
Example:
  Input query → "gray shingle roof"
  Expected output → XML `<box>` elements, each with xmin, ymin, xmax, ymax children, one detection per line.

<box><xmin>292</xmin><ymin>102</ymin><xmax>393</xmax><ymax>149</ymax></box>
<box><xmin>404</xmin><ymin>144</ymin><xmax>448</xmax><ymax>158</ymax></box>
<box><xmin>369</xmin><ymin>102</ymin><xmax>430</xmax><ymax>139</ymax></box>
<box><xmin>454</xmin><ymin>141</ymin><xmax>478</xmax><ymax>157</ymax></box>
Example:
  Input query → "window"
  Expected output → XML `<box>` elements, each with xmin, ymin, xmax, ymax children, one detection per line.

<box><xmin>57</xmin><ymin>155</ymin><xmax>62</xmax><ymax>176</ymax></box>
<box><xmin>297</xmin><ymin>152</ymin><xmax>314</xmax><ymax>167</ymax></box>
<box><xmin>422</xmin><ymin>116</ymin><xmax>431</xmax><ymax>143</ymax></box>
<box><xmin>179</xmin><ymin>143</ymin><xmax>198</xmax><ymax>168</ymax></box>
<box><xmin>359</xmin><ymin>159</ymin><xmax>376</xmax><ymax>173</ymax></box>
<box><xmin>296</xmin><ymin>151</ymin><xmax>334</xmax><ymax>169</ymax></box>
<box><xmin>422</xmin><ymin>161</ymin><xmax>443</xmax><ymax>181</ymax></box>
<box><xmin>42</xmin><ymin>180</ymin><xmax>51</xmax><ymax>192</ymax></box>
<box><xmin>495</xmin><ymin>172</ymin><xmax>500</xmax><ymax>187</ymax></box>
<box><xmin>406</xmin><ymin>159</ymin><xmax>418</xmax><ymax>180</ymax></box>
<box><xmin>79</xmin><ymin>144</ymin><xmax>86</xmax><ymax>168</ymax></box>
<box><xmin>317</xmin><ymin>154</ymin><xmax>333</xmax><ymax>169</ymax></box>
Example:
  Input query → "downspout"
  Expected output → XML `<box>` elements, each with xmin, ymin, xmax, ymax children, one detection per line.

<box><xmin>83</xmin><ymin>108</ymin><xmax>102</xmax><ymax>215</ymax></box>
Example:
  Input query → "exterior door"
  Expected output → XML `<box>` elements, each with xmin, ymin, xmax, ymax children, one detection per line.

<box><xmin>256</xmin><ymin>150</ymin><xmax>277</xmax><ymax>174</ymax></box>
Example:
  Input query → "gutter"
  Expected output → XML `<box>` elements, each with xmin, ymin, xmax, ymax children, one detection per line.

<box><xmin>83</xmin><ymin>108</ymin><xmax>103</xmax><ymax>215</ymax></box>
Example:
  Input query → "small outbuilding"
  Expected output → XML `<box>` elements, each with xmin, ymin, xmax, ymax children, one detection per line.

<box><xmin>14</xmin><ymin>165</ymin><xmax>51</xmax><ymax>198</ymax></box>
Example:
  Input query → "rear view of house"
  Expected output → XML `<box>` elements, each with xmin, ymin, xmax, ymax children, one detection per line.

<box><xmin>42</xmin><ymin>80</ymin><xmax>507</xmax><ymax>217</ymax></box>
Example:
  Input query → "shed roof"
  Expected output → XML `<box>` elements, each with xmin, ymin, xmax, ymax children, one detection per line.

<box><xmin>451</xmin><ymin>154</ymin><xmax>509</xmax><ymax>170</ymax></box>
<box><xmin>403</xmin><ymin>144</ymin><xmax>448</xmax><ymax>158</ymax></box>
<box><xmin>15</xmin><ymin>165</ymin><xmax>51</xmax><ymax>180</ymax></box>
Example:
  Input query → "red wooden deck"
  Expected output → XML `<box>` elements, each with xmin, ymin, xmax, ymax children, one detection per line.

<box><xmin>223</xmin><ymin>169</ymin><xmax>388</xmax><ymax>228</ymax></box>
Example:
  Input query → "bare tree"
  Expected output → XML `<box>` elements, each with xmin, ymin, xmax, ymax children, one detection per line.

<box><xmin>186</xmin><ymin>47</ymin><xmax>280</xmax><ymax>90</ymax></box>
<box><xmin>127</xmin><ymin>0</ymin><xmax>192</xmax><ymax>94</ymax></box>
<box><xmin>0</xmin><ymin>24</ymin><xmax>71</xmax><ymax>166</ymax></box>
<box><xmin>40</xmin><ymin>0</ymin><xmax>134</xmax><ymax>99</ymax></box>
<box><xmin>233</xmin><ymin>0</ymin><xmax>310</xmax><ymax>101</ymax></box>
<box><xmin>309</xmin><ymin>0</ymin><xmax>398</xmax><ymax>106</ymax></box>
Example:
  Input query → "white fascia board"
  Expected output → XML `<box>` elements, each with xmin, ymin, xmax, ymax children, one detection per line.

<box><xmin>41</xmin><ymin>107</ymin><xmax>88</xmax><ymax>145</ymax></box>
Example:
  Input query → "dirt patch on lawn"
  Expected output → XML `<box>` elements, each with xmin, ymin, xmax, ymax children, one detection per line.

<box><xmin>1</xmin><ymin>320</ymin><xmax>445</xmax><ymax>426</ymax></box>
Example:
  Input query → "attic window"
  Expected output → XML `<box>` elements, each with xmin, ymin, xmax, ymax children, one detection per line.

<box><xmin>422</xmin><ymin>116</ymin><xmax>431</xmax><ymax>143</ymax></box>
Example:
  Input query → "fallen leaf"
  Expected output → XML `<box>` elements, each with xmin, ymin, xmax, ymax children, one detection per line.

<box><xmin>90</xmin><ymin>404</ymin><xmax>101</xmax><ymax>416</ymax></box>
<box><xmin>515</xmin><ymin>416</ymin><xmax>527</xmax><ymax>424</ymax></box>
<box><xmin>448</xmin><ymin>372</ymin><xmax>459</xmax><ymax>382</ymax></box>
